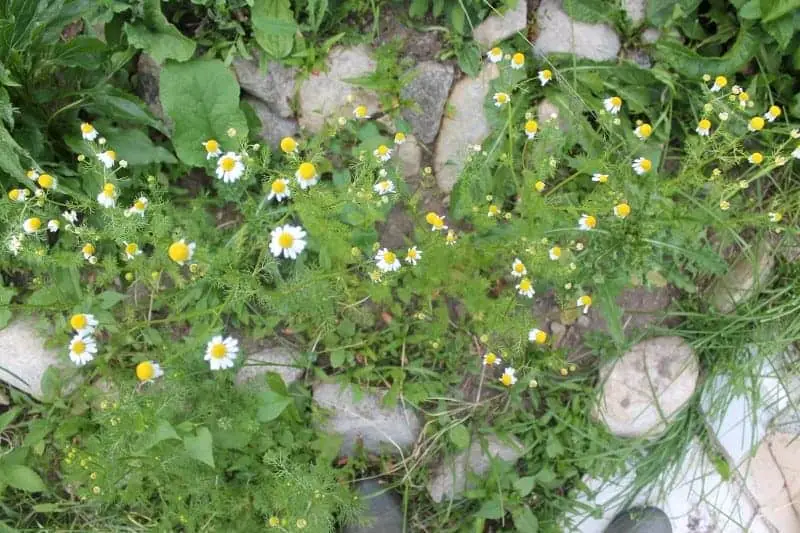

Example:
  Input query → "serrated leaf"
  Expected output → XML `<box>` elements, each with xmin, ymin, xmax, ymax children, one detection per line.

<box><xmin>513</xmin><ymin>476</ymin><xmax>535</xmax><ymax>497</ymax></box>
<box><xmin>0</xmin><ymin>125</ymin><xmax>25</xmax><ymax>178</ymax></box>
<box><xmin>475</xmin><ymin>498</ymin><xmax>505</xmax><ymax>519</ymax></box>
<box><xmin>160</xmin><ymin>59</ymin><xmax>248</xmax><ymax>167</ymax></box>
<box><xmin>512</xmin><ymin>505</ymin><xmax>539</xmax><ymax>532</ymax></box>
<box><xmin>183</xmin><ymin>427</ymin><xmax>214</xmax><ymax>468</ymax></box>
<box><xmin>760</xmin><ymin>0</ymin><xmax>800</xmax><ymax>22</ymax></box>
<box><xmin>252</xmin><ymin>0</ymin><xmax>296</xmax><ymax>59</ymax></box>
<box><xmin>123</xmin><ymin>0</ymin><xmax>196</xmax><ymax>64</ymax></box>
<box><xmin>2</xmin><ymin>464</ymin><xmax>46</xmax><ymax>492</ymax></box>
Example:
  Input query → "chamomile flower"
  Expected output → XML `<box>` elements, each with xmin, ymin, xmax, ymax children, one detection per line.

<box><xmin>577</xmin><ymin>294</ymin><xmax>592</xmax><ymax>313</ymax></box>
<box><xmin>719</xmin><ymin>200</ymin><xmax>730</xmax><ymax>211</ymax></box>
<box><xmin>592</xmin><ymin>173</ymin><xmax>608</xmax><ymax>183</ymax></box>
<box><xmin>97</xmin><ymin>150</ymin><xmax>116</xmax><ymax>169</ymax></box>
<box><xmin>764</xmin><ymin>105</ymin><xmax>781</xmax><ymax>122</ymax></box>
<box><xmin>445</xmin><ymin>230</ymin><xmax>457</xmax><ymax>245</ymax></box>
<box><xmin>632</xmin><ymin>157</ymin><xmax>652</xmax><ymax>175</ymax></box>
<box><xmin>26</xmin><ymin>169</ymin><xmax>38</xmax><ymax>181</ymax></box>
<box><xmin>205</xmin><ymin>335</ymin><xmax>239</xmax><ymax>371</ymax></box>
<box><xmin>168</xmin><ymin>239</ymin><xmax>196</xmax><ymax>265</ymax></box>
<box><xmin>737</xmin><ymin>91</ymin><xmax>749</xmax><ymax>108</ymax></box>
<box><xmin>710</xmin><ymin>75</ymin><xmax>727</xmax><ymax>92</ymax></box>
<box><xmin>483</xmin><ymin>352</ymin><xmax>501</xmax><ymax>366</ymax></box>
<box><xmin>69</xmin><ymin>333</ymin><xmax>97</xmax><ymax>366</ymax></box>
<box><xmin>493</xmin><ymin>92</ymin><xmax>510</xmax><ymax>107</ymax></box>
<box><xmin>394</xmin><ymin>132</ymin><xmax>406</xmax><ymax>145</ymax></box>
<box><xmin>634</xmin><ymin>123</ymin><xmax>653</xmax><ymax>140</ymax></box>
<box><xmin>63</xmin><ymin>210</ymin><xmax>78</xmax><ymax>224</ymax></box>
<box><xmin>8</xmin><ymin>189</ymin><xmax>28</xmax><ymax>202</ymax></box>
<box><xmin>123</xmin><ymin>242</ymin><xmax>142</xmax><ymax>261</ymax></box>
<box><xmin>603</xmin><ymin>96</ymin><xmax>622</xmax><ymax>114</ymax></box>
<box><xmin>269</xmin><ymin>224</ymin><xmax>307</xmax><ymax>260</ymax></box>
<box><xmin>487</xmin><ymin>204</ymin><xmax>501</xmax><ymax>217</ymax></box>
<box><xmin>200</xmin><ymin>139</ymin><xmax>221</xmax><ymax>159</ymax></box>
<box><xmin>748</xmin><ymin>116</ymin><xmax>765</xmax><ymax>132</ymax></box>
<box><xmin>375</xmin><ymin>248</ymin><xmax>401</xmax><ymax>272</ymax></box>
<box><xmin>510</xmin><ymin>52</ymin><xmax>525</xmax><ymax>70</ymax></box>
<box><xmin>793</xmin><ymin>145</ymin><xmax>800</xmax><ymax>159</ymax></box>
<box><xmin>135</xmin><ymin>361</ymin><xmax>163</xmax><ymax>383</ymax></box>
<box><xmin>696</xmin><ymin>119</ymin><xmax>711</xmax><ymax>136</ymax></box>
<box><xmin>80</xmin><ymin>122</ymin><xmax>99</xmax><ymax>141</ymax></box>
<box><xmin>216</xmin><ymin>152</ymin><xmax>245</xmax><ymax>183</ymax></box>
<box><xmin>295</xmin><ymin>162</ymin><xmax>319</xmax><ymax>189</ymax></box>
<box><xmin>791</xmin><ymin>129</ymin><xmax>800</xmax><ymax>139</ymax></box>
<box><xmin>500</xmin><ymin>367</ymin><xmax>517</xmax><ymax>387</ymax></box>
<box><xmin>516</xmin><ymin>278</ymin><xmax>535</xmax><ymax>298</ymax></box>
<box><xmin>81</xmin><ymin>243</ymin><xmax>95</xmax><ymax>260</ymax></box>
<box><xmin>534</xmin><ymin>180</ymin><xmax>546</xmax><ymax>192</ymax></box>
<box><xmin>405</xmin><ymin>246</ymin><xmax>422</xmax><ymax>265</ymax></box>
<box><xmin>373</xmin><ymin>179</ymin><xmax>395</xmax><ymax>196</ymax></box>
<box><xmin>425</xmin><ymin>212</ymin><xmax>447</xmax><ymax>231</ymax></box>
<box><xmin>538</xmin><ymin>69</ymin><xmax>552</xmax><ymax>86</ymax></box>
<box><xmin>37</xmin><ymin>173</ymin><xmax>57</xmax><ymax>190</ymax></box>
<box><xmin>529</xmin><ymin>328</ymin><xmax>548</xmax><ymax>344</ymax></box>
<box><xmin>487</xmin><ymin>47</ymin><xmax>503</xmax><ymax>63</ymax></box>
<box><xmin>97</xmin><ymin>183</ymin><xmax>117</xmax><ymax>208</ymax></box>
<box><xmin>768</xmin><ymin>212</ymin><xmax>782</xmax><ymax>223</ymax></box>
<box><xmin>279</xmin><ymin>137</ymin><xmax>298</xmax><ymax>154</ymax></box>
<box><xmin>748</xmin><ymin>152</ymin><xmax>764</xmax><ymax>165</ymax></box>
<box><xmin>47</xmin><ymin>220</ymin><xmax>59</xmax><ymax>232</ymax></box>
<box><xmin>614</xmin><ymin>203</ymin><xmax>631</xmax><ymax>219</ymax></box>
<box><xmin>524</xmin><ymin>120</ymin><xmax>538</xmax><ymax>139</ymax></box>
<box><xmin>70</xmin><ymin>313</ymin><xmax>98</xmax><ymax>335</ymax></box>
<box><xmin>353</xmin><ymin>105</ymin><xmax>368</xmax><ymax>119</ymax></box>
<box><xmin>549</xmin><ymin>246</ymin><xmax>561</xmax><ymax>260</ymax></box>
<box><xmin>23</xmin><ymin>217</ymin><xmax>41</xmax><ymax>234</ymax></box>
<box><xmin>578</xmin><ymin>214</ymin><xmax>597</xmax><ymax>231</ymax></box>
<box><xmin>126</xmin><ymin>197</ymin><xmax>148</xmax><ymax>217</ymax></box>
<box><xmin>374</xmin><ymin>145</ymin><xmax>392</xmax><ymax>162</ymax></box>
<box><xmin>268</xmin><ymin>178</ymin><xmax>291</xmax><ymax>202</ymax></box>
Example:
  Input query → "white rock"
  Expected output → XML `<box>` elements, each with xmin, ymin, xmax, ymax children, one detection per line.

<box><xmin>537</xmin><ymin>98</ymin><xmax>570</xmax><ymax>132</ymax></box>
<box><xmin>642</xmin><ymin>28</ymin><xmax>661</xmax><ymax>44</ymax></box>
<box><xmin>235</xmin><ymin>344</ymin><xmax>304</xmax><ymax>387</ymax></box>
<box><xmin>533</xmin><ymin>0</ymin><xmax>621</xmax><ymax>61</ymax></box>
<box><xmin>622</xmin><ymin>0</ymin><xmax>647</xmax><ymax>25</ymax></box>
<box><xmin>427</xmin><ymin>435</ymin><xmax>522</xmax><ymax>502</ymax></box>
<box><xmin>433</xmin><ymin>63</ymin><xmax>499</xmax><ymax>193</ymax></box>
<box><xmin>0</xmin><ymin>320</ymin><xmax>68</xmax><ymax>400</ymax></box>
<box><xmin>473</xmin><ymin>0</ymin><xmax>528</xmax><ymax>48</ymax></box>
<box><xmin>312</xmin><ymin>383</ymin><xmax>422</xmax><ymax>456</ymax></box>
<box><xmin>396</xmin><ymin>134</ymin><xmax>422</xmax><ymax>178</ymax></box>
<box><xmin>298</xmin><ymin>45</ymin><xmax>379</xmax><ymax>133</ymax></box>
<box><xmin>244</xmin><ymin>96</ymin><xmax>298</xmax><ymax>149</ymax></box>
<box><xmin>233</xmin><ymin>57</ymin><xmax>296</xmax><ymax>118</ymax></box>
<box><xmin>595</xmin><ymin>336</ymin><xmax>699</xmax><ymax>438</ymax></box>
<box><xmin>710</xmin><ymin>241</ymin><xmax>774</xmax><ymax>314</ymax></box>
<box><xmin>746</xmin><ymin>433</ymin><xmax>800</xmax><ymax>532</ymax></box>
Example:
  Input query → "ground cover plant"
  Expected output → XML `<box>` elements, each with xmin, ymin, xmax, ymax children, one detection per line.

<box><xmin>1</xmin><ymin>0</ymin><xmax>800</xmax><ymax>532</ymax></box>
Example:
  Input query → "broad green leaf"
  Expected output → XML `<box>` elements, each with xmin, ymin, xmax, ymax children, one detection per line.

<box><xmin>545</xmin><ymin>433</ymin><xmax>565</xmax><ymax>458</ymax></box>
<box><xmin>653</xmin><ymin>27</ymin><xmax>761</xmax><ymax>79</ymax></box>
<box><xmin>256</xmin><ymin>390</ymin><xmax>291</xmax><ymax>422</ymax></box>
<box><xmin>456</xmin><ymin>42</ymin><xmax>481</xmax><ymax>78</ymax></box>
<box><xmin>252</xmin><ymin>0</ymin><xmax>296</xmax><ymax>59</ymax></box>
<box><xmin>51</xmin><ymin>36</ymin><xmax>107</xmax><ymax>68</ymax></box>
<box><xmin>160</xmin><ymin>59</ymin><xmax>248</xmax><ymax>167</ymax></box>
<box><xmin>513</xmin><ymin>476</ymin><xmax>535</xmax><ymax>497</ymax></box>
<box><xmin>99</xmin><ymin>290</ymin><xmax>126</xmax><ymax>310</ymax></box>
<box><xmin>141</xmin><ymin>419</ymin><xmax>180</xmax><ymax>450</ymax></box>
<box><xmin>512</xmin><ymin>505</ymin><xmax>539</xmax><ymax>533</ymax></box>
<box><xmin>104</xmin><ymin>129</ymin><xmax>177</xmax><ymax>166</ymax></box>
<box><xmin>329</xmin><ymin>348</ymin><xmax>346</xmax><ymax>368</ymax></box>
<box><xmin>760</xmin><ymin>0</ymin><xmax>800</xmax><ymax>22</ymax></box>
<box><xmin>123</xmin><ymin>0</ymin><xmax>196</xmax><ymax>64</ymax></box>
<box><xmin>0</xmin><ymin>407</ymin><xmax>20</xmax><ymax>432</ymax></box>
<box><xmin>409</xmin><ymin>0</ymin><xmax>429</xmax><ymax>18</ymax></box>
<box><xmin>475</xmin><ymin>498</ymin><xmax>504</xmax><ymax>519</ymax></box>
<box><xmin>2</xmin><ymin>464</ymin><xmax>46</xmax><ymax>492</ymax></box>
<box><xmin>183</xmin><ymin>427</ymin><xmax>215</xmax><ymax>468</ymax></box>
<box><xmin>448</xmin><ymin>424</ymin><xmax>471</xmax><ymax>450</ymax></box>
<box><xmin>762</xmin><ymin>11</ymin><xmax>799</xmax><ymax>49</ymax></box>
<box><xmin>647</xmin><ymin>0</ymin><xmax>701</xmax><ymax>26</ymax></box>
<box><xmin>0</xmin><ymin>125</ymin><xmax>25</xmax><ymax>178</ymax></box>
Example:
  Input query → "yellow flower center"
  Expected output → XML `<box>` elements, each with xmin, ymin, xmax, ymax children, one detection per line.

<box><xmin>103</xmin><ymin>183</ymin><xmax>115</xmax><ymax>196</ymax></box>
<box><xmin>514</xmin><ymin>262</ymin><xmax>525</xmax><ymax>273</ymax></box>
<box><xmin>377</xmin><ymin>145</ymin><xmax>389</xmax><ymax>155</ymax></box>
<box><xmin>383</xmin><ymin>251</ymin><xmax>396</xmax><ymax>264</ymax></box>
<box><xmin>125</xmin><ymin>243</ymin><xmax>138</xmax><ymax>255</ymax></box>
<box><xmin>512</xmin><ymin>52</ymin><xmax>524</xmax><ymax>65</ymax></box>
<box><xmin>136</xmin><ymin>361</ymin><xmax>155</xmax><ymax>381</ymax></box>
<box><xmin>407</xmin><ymin>249</ymin><xmax>418</xmax><ymax>259</ymax></box>
<box><xmin>280</xmin><ymin>137</ymin><xmax>297</xmax><ymax>153</ymax></box>
<box><xmin>490</xmin><ymin>47</ymin><xmax>501</xmax><ymax>57</ymax></box>
<box><xmin>378</xmin><ymin>180</ymin><xmax>390</xmax><ymax>190</ymax></box>
<box><xmin>750</xmin><ymin>117</ymin><xmax>764</xmax><ymax>130</ymax></box>
<box><xmin>80</xmin><ymin>123</ymin><xmax>94</xmax><ymax>134</ymax></box>
<box><xmin>698</xmin><ymin>119</ymin><xmax>711</xmax><ymax>130</ymax></box>
<box><xmin>72</xmin><ymin>340</ymin><xmax>86</xmax><ymax>354</ymax></box>
<box><xmin>551</xmin><ymin>246</ymin><xmax>561</xmax><ymax>258</ymax></box>
<box><xmin>210</xmin><ymin>343</ymin><xmax>227</xmax><ymax>359</ymax></box>
<box><xmin>751</xmin><ymin>152</ymin><xmax>763</xmax><ymax>164</ymax></box>
<box><xmin>534</xmin><ymin>330</ymin><xmax>547</xmax><ymax>344</ymax></box>
<box><xmin>584</xmin><ymin>216</ymin><xmax>597</xmax><ymax>228</ymax></box>
<box><xmin>596</xmin><ymin>174</ymin><xmax>608</xmax><ymax>183</ymax></box>
<box><xmin>269</xmin><ymin>517</ymin><xmax>280</xmax><ymax>528</ymax></box>
<box><xmin>205</xmin><ymin>139</ymin><xmax>219</xmax><ymax>153</ymax></box>
<box><xmin>638</xmin><ymin>124</ymin><xmax>652</xmax><ymax>137</ymax></box>
<box><xmin>70</xmin><ymin>314</ymin><xmax>87</xmax><ymax>330</ymax></box>
<box><xmin>298</xmin><ymin>162</ymin><xmax>316</xmax><ymax>180</ymax></box>
<box><xmin>8</xmin><ymin>189</ymin><xmax>19</xmax><ymax>201</ymax></box>
<box><xmin>525</xmin><ymin>120</ymin><xmax>538</xmax><ymax>134</ymax></box>
<box><xmin>610</xmin><ymin>96</ymin><xmax>622</xmax><ymax>108</ymax></box>
<box><xmin>220</xmin><ymin>157</ymin><xmax>236</xmax><ymax>172</ymax></box>
<box><xmin>639</xmin><ymin>159</ymin><xmax>652</xmax><ymax>171</ymax></box>
<box><xmin>768</xmin><ymin>105</ymin><xmax>781</xmax><ymax>118</ymax></box>
<box><xmin>496</xmin><ymin>93</ymin><xmax>508</xmax><ymax>103</ymax></box>
<box><xmin>501</xmin><ymin>373</ymin><xmax>514</xmax><ymax>386</ymax></box>
<box><xmin>168</xmin><ymin>241</ymin><xmax>190</xmax><ymax>262</ymax></box>
<box><xmin>714</xmin><ymin>76</ymin><xmax>727</xmax><ymax>87</ymax></box>
<box><xmin>272</xmin><ymin>180</ymin><xmax>286</xmax><ymax>193</ymax></box>
<box><xmin>738</xmin><ymin>92</ymin><xmax>749</xmax><ymax>102</ymax></box>
<box><xmin>134</xmin><ymin>199</ymin><xmax>147</xmax><ymax>210</ymax></box>
<box><xmin>488</xmin><ymin>205</ymin><xmax>500</xmax><ymax>215</ymax></box>
<box><xmin>615</xmin><ymin>203</ymin><xmax>631</xmax><ymax>217</ymax></box>
<box><xmin>579</xmin><ymin>295</ymin><xmax>593</xmax><ymax>306</ymax></box>
<box><xmin>519</xmin><ymin>279</ymin><xmax>532</xmax><ymax>291</ymax></box>
<box><xmin>105</xmin><ymin>150</ymin><xmax>116</xmax><ymax>161</ymax></box>
<box><xmin>425</xmin><ymin>212</ymin><xmax>443</xmax><ymax>227</ymax></box>
<box><xmin>354</xmin><ymin>105</ymin><xmax>367</xmax><ymax>118</ymax></box>
<box><xmin>395</xmin><ymin>132</ymin><xmax>406</xmax><ymax>143</ymax></box>
<box><xmin>535</xmin><ymin>181</ymin><xmax>546</xmax><ymax>192</ymax></box>
<box><xmin>38</xmin><ymin>174</ymin><xmax>54</xmax><ymax>188</ymax></box>
<box><xmin>82</xmin><ymin>244</ymin><xmax>95</xmax><ymax>255</ymax></box>
<box><xmin>27</xmin><ymin>218</ymin><xmax>41</xmax><ymax>231</ymax></box>
<box><xmin>485</xmin><ymin>353</ymin><xmax>497</xmax><ymax>365</ymax></box>
<box><xmin>541</xmin><ymin>69</ymin><xmax>552</xmax><ymax>79</ymax></box>
<box><xmin>278</xmin><ymin>232</ymin><xmax>294</xmax><ymax>249</ymax></box>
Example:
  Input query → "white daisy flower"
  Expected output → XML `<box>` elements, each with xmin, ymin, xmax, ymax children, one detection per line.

<box><xmin>80</xmin><ymin>122</ymin><xmax>99</xmax><ymax>141</ymax></box>
<box><xmin>483</xmin><ymin>352</ymin><xmax>501</xmax><ymax>366</ymax></box>
<box><xmin>592</xmin><ymin>173</ymin><xmax>608</xmax><ymax>183</ymax></box>
<box><xmin>510</xmin><ymin>52</ymin><xmax>525</xmax><ymax>70</ymax></box>
<box><xmin>69</xmin><ymin>333</ymin><xmax>97</xmax><ymax>367</ymax></box>
<box><xmin>123</xmin><ymin>242</ymin><xmax>142</xmax><ymax>261</ymax></box>
<box><xmin>748</xmin><ymin>152</ymin><xmax>764</xmax><ymax>165</ymax></box>
<box><xmin>295</xmin><ymin>162</ymin><xmax>319</xmax><ymax>190</ymax></box>
<box><xmin>634</xmin><ymin>124</ymin><xmax>653</xmax><ymax>140</ymax></box>
<box><xmin>529</xmin><ymin>328</ymin><xmax>548</xmax><ymax>344</ymax></box>
<box><xmin>425</xmin><ymin>212</ymin><xmax>447</xmax><ymax>231</ymax></box>
<box><xmin>97</xmin><ymin>183</ymin><xmax>117</xmax><ymax>208</ymax></box>
<box><xmin>764</xmin><ymin>105</ymin><xmax>781</xmax><ymax>122</ymax></box>
<box><xmin>47</xmin><ymin>220</ymin><xmax>60</xmax><ymax>232</ymax></box>
<box><xmin>493</xmin><ymin>92</ymin><xmax>510</xmax><ymax>107</ymax></box>
<box><xmin>135</xmin><ymin>361</ymin><xmax>163</xmax><ymax>383</ymax></box>
<box><xmin>487</xmin><ymin>47</ymin><xmax>503</xmax><ymax>63</ymax></box>
<box><xmin>97</xmin><ymin>150</ymin><xmax>116</xmax><ymax>169</ymax></box>
<box><xmin>696</xmin><ymin>119</ymin><xmax>711</xmax><ymax>136</ymax></box>
<box><xmin>202</xmin><ymin>139</ymin><xmax>222</xmax><ymax>159</ymax></box>
<box><xmin>405</xmin><ymin>246</ymin><xmax>422</xmax><ymax>265</ymax></box>
<box><xmin>373</xmin><ymin>179</ymin><xmax>395</xmax><ymax>196</ymax></box>
<box><xmin>7</xmin><ymin>189</ymin><xmax>28</xmax><ymax>202</ymax></box>
<box><xmin>524</xmin><ymin>120</ymin><xmax>538</xmax><ymax>139</ymax></box>
<box><xmin>578</xmin><ymin>214</ymin><xmax>597</xmax><ymax>231</ymax></box>
<box><xmin>280</xmin><ymin>137</ymin><xmax>298</xmax><ymax>154</ymax></box>
<box><xmin>70</xmin><ymin>313</ymin><xmax>98</xmax><ymax>335</ymax></box>
<box><xmin>374</xmin><ymin>145</ymin><xmax>392</xmax><ymax>162</ymax></box>
<box><xmin>375</xmin><ymin>248</ymin><xmax>401</xmax><ymax>272</ymax></box>
<box><xmin>710</xmin><ymin>75</ymin><xmax>727</xmax><ymax>92</ymax></box>
<box><xmin>603</xmin><ymin>96</ymin><xmax>622</xmax><ymax>114</ymax></box>
<box><xmin>790</xmin><ymin>129</ymin><xmax>800</xmax><ymax>139</ymax></box>
<box><xmin>614</xmin><ymin>203</ymin><xmax>631</xmax><ymax>219</ymax></box>
<box><xmin>549</xmin><ymin>246</ymin><xmax>561</xmax><ymax>260</ymax></box>
<box><xmin>168</xmin><ymin>239</ymin><xmax>196</xmax><ymax>265</ymax></box>
<box><xmin>37</xmin><ymin>174</ymin><xmax>56</xmax><ymax>190</ymax></box>
<box><xmin>394</xmin><ymin>132</ymin><xmax>406</xmax><ymax>145</ymax></box>
<box><xmin>63</xmin><ymin>210</ymin><xmax>78</xmax><ymax>224</ymax></box>
<box><xmin>632</xmin><ymin>157</ymin><xmax>652</xmax><ymax>175</ymax></box>
<box><xmin>22</xmin><ymin>217</ymin><xmax>42</xmax><ymax>234</ymax></box>
<box><xmin>269</xmin><ymin>224</ymin><xmax>307</xmax><ymax>260</ymax></box>
<box><xmin>792</xmin><ymin>145</ymin><xmax>800</xmax><ymax>159</ymax></box>
<box><xmin>81</xmin><ymin>243</ymin><xmax>95</xmax><ymax>260</ymax></box>
<box><xmin>268</xmin><ymin>178</ymin><xmax>291</xmax><ymax>202</ymax></box>
<box><xmin>577</xmin><ymin>295</ymin><xmax>592</xmax><ymax>313</ymax></box>
<box><xmin>205</xmin><ymin>335</ymin><xmax>239</xmax><ymax>371</ymax></box>
<box><xmin>768</xmin><ymin>212</ymin><xmax>782</xmax><ymax>223</ymax></box>
<box><xmin>215</xmin><ymin>152</ymin><xmax>245</xmax><ymax>183</ymax></box>
<box><xmin>500</xmin><ymin>367</ymin><xmax>517</xmax><ymax>387</ymax></box>
<box><xmin>538</xmin><ymin>69</ymin><xmax>552</xmax><ymax>86</ymax></box>
<box><xmin>748</xmin><ymin>116</ymin><xmax>765</xmax><ymax>132</ymax></box>
<box><xmin>353</xmin><ymin>105</ymin><xmax>369</xmax><ymax>119</ymax></box>
<box><xmin>26</xmin><ymin>169</ymin><xmax>39</xmax><ymax>181</ymax></box>
<box><xmin>516</xmin><ymin>278</ymin><xmax>535</xmax><ymax>298</ymax></box>
<box><xmin>510</xmin><ymin>258</ymin><xmax>527</xmax><ymax>278</ymax></box>
<box><xmin>125</xmin><ymin>197</ymin><xmax>148</xmax><ymax>217</ymax></box>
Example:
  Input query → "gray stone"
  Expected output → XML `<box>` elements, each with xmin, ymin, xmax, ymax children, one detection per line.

<box><xmin>473</xmin><ymin>0</ymin><xmax>528</xmax><ymax>48</ymax></box>
<box><xmin>427</xmin><ymin>435</ymin><xmax>523</xmax><ymax>502</ymax></box>
<box><xmin>550</xmin><ymin>322</ymin><xmax>567</xmax><ymax>349</ymax></box>
<box><xmin>344</xmin><ymin>480</ymin><xmax>404</xmax><ymax>533</ymax></box>
<box><xmin>709</xmin><ymin>241</ymin><xmax>774</xmax><ymax>314</ymax></box>
<box><xmin>0</xmin><ymin>320</ymin><xmax>68</xmax><ymax>400</ymax></box>
<box><xmin>396</xmin><ymin>134</ymin><xmax>422</xmax><ymax>178</ymax></box>
<box><xmin>595</xmin><ymin>336</ymin><xmax>699</xmax><ymax>438</ymax></box>
<box><xmin>604</xmin><ymin>507</ymin><xmax>672</xmax><ymax>533</ymax></box>
<box><xmin>533</xmin><ymin>0</ymin><xmax>621</xmax><ymax>61</ymax></box>
<box><xmin>641</xmin><ymin>28</ymin><xmax>661</xmax><ymax>44</ymax></box>
<box><xmin>235</xmin><ymin>344</ymin><xmax>304</xmax><ymax>387</ymax></box>
<box><xmin>622</xmin><ymin>0</ymin><xmax>647</xmax><ymax>25</ymax></box>
<box><xmin>623</xmin><ymin>48</ymin><xmax>652</xmax><ymax>69</ymax></box>
<box><xmin>312</xmin><ymin>383</ymin><xmax>422</xmax><ymax>456</ymax></box>
<box><xmin>244</xmin><ymin>96</ymin><xmax>299</xmax><ymax>150</ymax></box>
<box><xmin>232</xmin><ymin>57</ymin><xmax>296</xmax><ymax>118</ymax></box>
<box><xmin>537</xmin><ymin>98</ymin><xmax>570</xmax><ymax>132</ymax></box>
<box><xmin>298</xmin><ymin>45</ymin><xmax>379</xmax><ymax>133</ymax></box>
<box><xmin>136</xmin><ymin>54</ymin><xmax>165</xmax><ymax>120</ymax></box>
<box><xmin>377</xmin><ymin>205</ymin><xmax>414</xmax><ymax>250</ymax></box>
<box><xmin>433</xmin><ymin>63</ymin><xmax>499</xmax><ymax>193</ymax></box>
<box><xmin>400</xmin><ymin>62</ymin><xmax>454</xmax><ymax>145</ymax></box>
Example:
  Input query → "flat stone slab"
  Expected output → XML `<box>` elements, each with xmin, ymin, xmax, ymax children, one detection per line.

<box><xmin>244</xmin><ymin>96</ymin><xmax>298</xmax><ymax>149</ymax></box>
<box><xmin>533</xmin><ymin>0</ymin><xmax>621</xmax><ymax>61</ymax></box>
<box><xmin>312</xmin><ymin>383</ymin><xmax>422</xmax><ymax>456</ymax></box>
<box><xmin>0</xmin><ymin>320</ymin><xmax>66</xmax><ymax>400</ymax></box>
<box><xmin>473</xmin><ymin>0</ymin><xmax>528</xmax><ymax>48</ymax></box>
<box><xmin>746</xmin><ymin>433</ymin><xmax>800</xmax><ymax>532</ymax></box>
<box><xmin>427</xmin><ymin>434</ymin><xmax>523</xmax><ymax>502</ymax></box>
<box><xmin>400</xmin><ymin>61</ymin><xmax>453</xmax><ymax>145</ymax></box>
<box><xmin>344</xmin><ymin>480</ymin><xmax>404</xmax><ymax>533</ymax></box>
<box><xmin>232</xmin><ymin>56</ymin><xmax>296</xmax><ymax>118</ymax></box>
<box><xmin>709</xmin><ymin>241</ymin><xmax>774</xmax><ymax>314</ymax></box>
<box><xmin>235</xmin><ymin>344</ymin><xmax>304</xmax><ymax>387</ymax></box>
